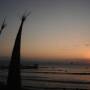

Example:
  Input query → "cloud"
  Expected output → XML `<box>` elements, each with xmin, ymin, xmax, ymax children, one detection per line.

<box><xmin>85</xmin><ymin>43</ymin><xmax>90</xmax><ymax>47</ymax></box>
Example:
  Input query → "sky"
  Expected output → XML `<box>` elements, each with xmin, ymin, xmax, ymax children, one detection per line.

<box><xmin>0</xmin><ymin>0</ymin><xmax>90</xmax><ymax>60</ymax></box>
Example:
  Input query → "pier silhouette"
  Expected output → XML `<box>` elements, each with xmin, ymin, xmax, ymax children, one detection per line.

<box><xmin>0</xmin><ymin>13</ymin><xmax>30</xmax><ymax>90</ymax></box>
<box><xmin>7</xmin><ymin>13</ymin><xmax>30</xmax><ymax>90</ymax></box>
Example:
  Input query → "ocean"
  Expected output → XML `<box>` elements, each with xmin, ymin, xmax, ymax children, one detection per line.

<box><xmin>0</xmin><ymin>59</ymin><xmax>90</xmax><ymax>90</ymax></box>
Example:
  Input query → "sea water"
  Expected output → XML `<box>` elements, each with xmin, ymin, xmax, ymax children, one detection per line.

<box><xmin>0</xmin><ymin>59</ymin><xmax>90</xmax><ymax>89</ymax></box>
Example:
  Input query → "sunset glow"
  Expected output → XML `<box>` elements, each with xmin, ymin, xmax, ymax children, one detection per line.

<box><xmin>0</xmin><ymin>0</ymin><xmax>90</xmax><ymax>61</ymax></box>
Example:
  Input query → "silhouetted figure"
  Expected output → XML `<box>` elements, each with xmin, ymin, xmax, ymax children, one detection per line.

<box><xmin>33</xmin><ymin>63</ymin><xmax>39</xmax><ymax>69</ymax></box>
<box><xmin>7</xmin><ymin>12</ymin><xmax>30</xmax><ymax>90</ymax></box>
<box><xmin>0</xmin><ymin>18</ymin><xmax>6</xmax><ymax>35</ymax></box>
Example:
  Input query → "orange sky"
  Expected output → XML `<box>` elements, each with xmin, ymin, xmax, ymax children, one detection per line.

<box><xmin>0</xmin><ymin>0</ymin><xmax>90</xmax><ymax>60</ymax></box>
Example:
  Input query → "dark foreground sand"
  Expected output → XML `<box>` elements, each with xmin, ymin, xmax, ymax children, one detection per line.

<box><xmin>0</xmin><ymin>82</ymin><xmax>28</xmax><ymax>90</ymax></box>
<box><xmin>0</xmin><ymin>82</ymin><xmax>89</xmax><ymax>90</ymax></box>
